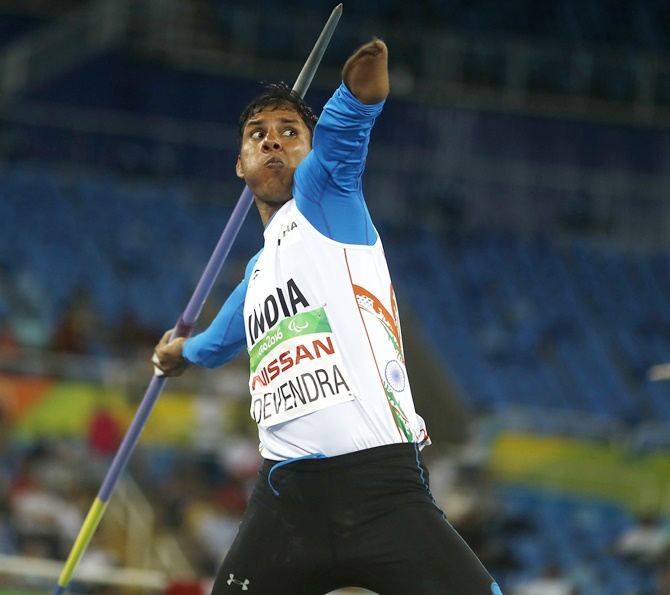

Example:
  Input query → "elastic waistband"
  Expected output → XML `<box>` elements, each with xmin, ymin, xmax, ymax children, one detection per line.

<box><xmin>261</xmin><ymin>443</ymin><xmax>420</xmax><ymax>475</ymax></box>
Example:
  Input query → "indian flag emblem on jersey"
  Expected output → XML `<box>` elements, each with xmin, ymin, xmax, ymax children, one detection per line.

<box><xmin>385</xmin><ymin>359</ymin><xmax>406</xmax><ymax>392</ymax></box>
<box><xmin>352</xmin><ymin>283</ymin><xmax>417</xmax><ymax>442</ymax></box>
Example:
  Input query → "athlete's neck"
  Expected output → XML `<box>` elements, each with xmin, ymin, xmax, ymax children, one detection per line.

<box><xmin>256</xmin><ymin>196</ymin><xmax>292</xmax><ymax>227</ymax></box>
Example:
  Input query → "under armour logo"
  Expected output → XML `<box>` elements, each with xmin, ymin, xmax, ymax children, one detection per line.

<box><xmin>227</xmin><ymin>574</ymin><xmax>250</xmax><ymax>590</ymax></box>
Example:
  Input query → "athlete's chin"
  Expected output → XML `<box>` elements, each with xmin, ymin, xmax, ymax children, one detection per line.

<box><xmin>249</xmin><ymin>178</ymin><xmax>294</xmax><ymax>204</ymax></box>
<box><xmin>259</xmin><ymin>195</ymin><xmax>293</xmax><ymax>207</ymax></box>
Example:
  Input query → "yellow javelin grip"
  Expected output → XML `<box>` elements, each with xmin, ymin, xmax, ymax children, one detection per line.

<box><xmin>55</xmin><ymin>498</ymin><xmax>109</xmax><ymax>592</ymax></box>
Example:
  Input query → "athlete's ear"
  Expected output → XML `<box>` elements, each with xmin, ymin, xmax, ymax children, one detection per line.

<box><xmin>236</xmin><ymin>155</ymin><xmax>244</xmax><ymax>179</ymax></box>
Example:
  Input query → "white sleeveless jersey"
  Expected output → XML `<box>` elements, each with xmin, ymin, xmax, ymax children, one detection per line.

<box><xmin>243</xmin><ymin>200</ymin><xmax>429</xmax><ymax>460</ymax></box>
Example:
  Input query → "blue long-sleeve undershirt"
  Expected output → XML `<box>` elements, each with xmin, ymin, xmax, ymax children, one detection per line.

<box><xmin>183</xmin><ymin>83</ymin><xmax>383</xmax><ymax>368</ymax></box>
<box><xmin>182</xmin><ymin>251</ymin><xmax>259</xmax><ymax>367</ymax></box>
<box><xmin>293</xmin><ymin>83</ymin><xmax>382</xmax><ymax>245</ymax></box>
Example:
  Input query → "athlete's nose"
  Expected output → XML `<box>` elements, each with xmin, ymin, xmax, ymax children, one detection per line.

<box><xmin>262</xmin><ymin>129</ymin><xmax>282</xmax><ymax>151</ymax></box>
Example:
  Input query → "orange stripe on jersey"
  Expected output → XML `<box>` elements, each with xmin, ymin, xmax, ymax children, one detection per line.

<box><xmin>352</xmin><ymin>283</ymin><xmax>403</xmax><ymax>358</ymax></box>
<box><xmin>343</xmin><ymin>248</ymin><xmax>405</xmax><ymax>441</ymax></box>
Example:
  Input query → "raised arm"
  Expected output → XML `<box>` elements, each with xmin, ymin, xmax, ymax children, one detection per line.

<box><xmin>292</xmin><ymin>40</ymin><xmax>389</xmax><ymax>245</ymax></box>
<box><xmin>342</xmin><ymin>38</ymin><xmax>389</xmax><ymax>104</ymax></box>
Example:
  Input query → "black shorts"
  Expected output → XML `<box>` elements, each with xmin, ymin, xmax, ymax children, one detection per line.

<box><xmin>211</xmin><ymin>443</ymin><xmax>502</xmax><ymax>595</ymax></box>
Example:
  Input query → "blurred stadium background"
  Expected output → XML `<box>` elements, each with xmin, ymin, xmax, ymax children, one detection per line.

<box><xmin>0</xmin><ymin>0</ymin><xmax>670</xmax><ymax>593</ymax></box>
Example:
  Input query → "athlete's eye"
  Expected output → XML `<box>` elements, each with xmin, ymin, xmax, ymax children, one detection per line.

<box><xmin>251</xmin><ymin>130</ymin><xmax>265</xmax><ymax>139</ymax></box>
<box><xmin>283</xmin><ymin>129</ymin><xmax>297</xmax><ymax>137</ymax></box>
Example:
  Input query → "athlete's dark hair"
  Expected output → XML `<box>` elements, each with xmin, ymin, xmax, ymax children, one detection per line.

<box><xmin>237</xmin><ymin>82</ymin><xmax>318</xmax><ymax>147</ymax></box>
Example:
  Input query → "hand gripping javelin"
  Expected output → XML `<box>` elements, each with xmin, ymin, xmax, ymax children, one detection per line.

<box><xmin>52</xmin><ymin>5</ymin><xmax>342</xmax><ymax>594</ymax></box>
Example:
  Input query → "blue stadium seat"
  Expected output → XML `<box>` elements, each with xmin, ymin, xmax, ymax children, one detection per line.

<box><xmin>382</xmin><ymin>227</ymin><xmax>670</xmax><ymax>425</ymax></box>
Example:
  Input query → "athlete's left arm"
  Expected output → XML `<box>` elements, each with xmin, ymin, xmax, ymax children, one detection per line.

<box><xmin>293</xmin><ymin>40</ymin><xmax>389</xmax><ymax>246</ymax></box>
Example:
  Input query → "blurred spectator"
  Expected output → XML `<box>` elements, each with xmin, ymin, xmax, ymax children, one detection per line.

<box><xmin>165</xmin><ymin>580</ymin><xmax>204</xmax><ymax>595</ymax></box>
<box><xmin>0</xmin><ymin>406</ymin><xmax>18</xmax><ymax>555</ymax></box>
<box><xmin>513</xmin><ymin>565</ymin><xmax>577</xmax><ymax>595</ymax></box>
<box><xmin>87</xmin><ymin>405</ymin><xmax>122</xmax><ymax>458</ymax></box>
<box><xmin>0</xmin><ymin>494</ymin><xmax>17</xmax><ymax>555</ymax></box>
<box><xmin>0</xmin><ymin>405</ymin><xmax>15</xmax><ymax>487</ymax></box>
<box><xmin>182</xmin><ymin>489</ymin><xmax>243</xmax><ymax>575</ymax></box>
<box><xmin>110</xmin><ymin>310</ymin><xmax>159</xmax><ymax>359</ymax></box>
<box><xmin>154</xmin><ymin>452</ymin><xmax>251</xmax><ymax>576</ymax></box>
<box><xmin>50</xmin><ymin>289</ymin><xmax>103</xmax><ymax>355</ymax></box>
<box><xmin>0</xmin><ymin>315</ymin><xmax>19</xmax><ymax>359</ymax></box>
<box><xmin>613</xmin><ymin>514</ymin><xmax>670</xmax><ymax>567</ymax></box>
<box><xmin>10</xmin><ymin>301</ymin><xmax>52</xmax><ymax>351</ymax></box>
<box><xmin>212</xmin><ymin>477</ymin><xmax>247</xmax><ymax>517</ymax></box>
<box><xmin>426</xmin><ymin>452</ymin><xmax>520</xmax><ymax>572</ymax></box>
<box><xmin>9</xmin><ymin>447</ymin><xmax>84</xmax><ymax>559</ymax></box>
<box><xmin>658</xmin><ymin>555</ymin><xmax>670</xmax><ymax>595</ymax></box>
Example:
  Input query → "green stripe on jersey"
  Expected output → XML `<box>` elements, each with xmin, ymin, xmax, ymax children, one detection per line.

<box><xmin>249</xmin><ymin>307</ymin><xmax>332</xmax><ymax>371</ymax></box>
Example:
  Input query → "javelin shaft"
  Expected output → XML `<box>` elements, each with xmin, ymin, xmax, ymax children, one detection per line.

<box><xmin>293</xmin><ymin>3</ymin><xmax>343</xmax><ymax>98</ymax></box>
<box><xmin>53</xmin><ymin>5</ymin><xmax>342</xmax><ymax>594</ymax></box>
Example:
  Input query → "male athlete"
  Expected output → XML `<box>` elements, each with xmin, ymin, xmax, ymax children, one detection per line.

<box><xmin>154</xmin><ymin>39</ymin><xmax>502</xmax><ymax>595</ymax></box>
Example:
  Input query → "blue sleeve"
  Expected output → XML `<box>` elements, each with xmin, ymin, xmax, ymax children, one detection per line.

<box><xmin>182</xmin><ymin>252</ymin><xmax>260</xmax><ymax>368</ymax></box>
<box><xmin>293</xmin><ymin>82</ymin><xmax>384</xmax><ymax>246</ymax></box>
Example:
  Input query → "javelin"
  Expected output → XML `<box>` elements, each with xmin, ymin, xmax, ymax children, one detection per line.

<box><xmin>53</xmin><ymin>5</ymin><xmax>342</xmax><ymax>594</ymax></box>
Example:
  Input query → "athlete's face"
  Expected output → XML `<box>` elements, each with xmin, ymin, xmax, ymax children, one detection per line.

<box><xmin>236</xmin><ymin>107</ymin><xmax>312</xmax><ymax>205</ymax></box>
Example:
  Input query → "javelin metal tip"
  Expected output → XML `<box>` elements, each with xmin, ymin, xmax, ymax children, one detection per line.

<box><xmin>333</xmin><ymin>4</ymin><xmax>343</xmax><ymax>14</ymax></box>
